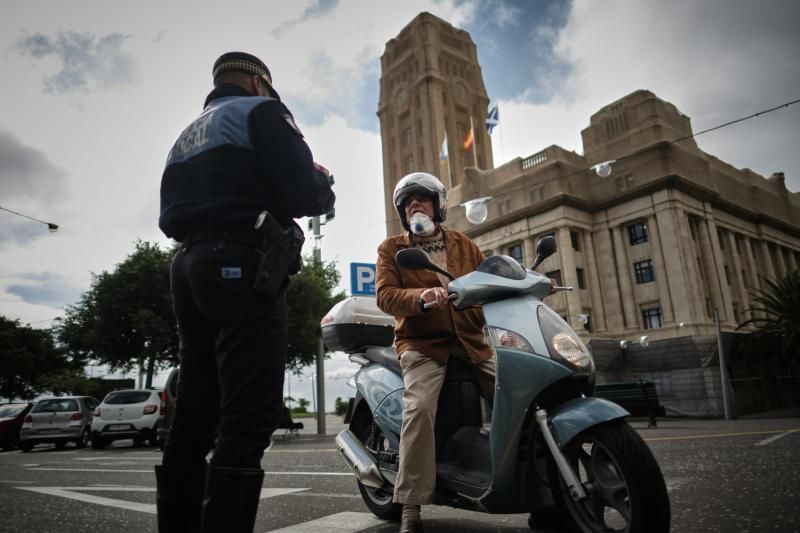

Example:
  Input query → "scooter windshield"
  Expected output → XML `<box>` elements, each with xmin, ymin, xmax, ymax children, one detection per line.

<box><xmin>476</xmin><ymin>255</ymin><xmax>527</xmax><ymax>280</ymax></box>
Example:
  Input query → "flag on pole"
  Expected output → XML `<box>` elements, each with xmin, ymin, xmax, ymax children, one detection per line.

<box><xmin>463</xmin><ymin>125</ymin><xmax>474</xmax><ymax>151</ymax></box>
<box><xmin>486</xmin><ymin>104</ymin><xmax>499</xmax><ymax>134</ymax></box>
<box><xmin>440</xmin><ymin>133</ymin><xmax>448</xmax><ymax>161</ymax></box>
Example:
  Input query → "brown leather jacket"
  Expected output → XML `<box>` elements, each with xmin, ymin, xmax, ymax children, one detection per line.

<box><xmin>375</xmin><ymin>228</ymin><xmax>493</xmax><ymax>364</ymax></box>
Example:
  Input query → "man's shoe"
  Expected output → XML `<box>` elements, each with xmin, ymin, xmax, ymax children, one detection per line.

<box><xmin>399</xmin><ymin>515</ymin><xmax>423</xmax><ymax>533</ymax></box>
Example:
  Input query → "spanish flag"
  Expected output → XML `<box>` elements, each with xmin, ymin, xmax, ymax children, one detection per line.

<box><xmin>463</xmin><ymin>126</ymin><xmax>474</xmax><ymax>151</ymax></box>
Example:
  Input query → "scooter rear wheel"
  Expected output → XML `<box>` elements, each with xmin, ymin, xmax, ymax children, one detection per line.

<box><xmin>350</xmin><ymin>410</ymin><xmax>402</xmax><ymax>521</ymax></box>
<box><xmin>554</xmin><ymin>420</ymin><xmax>670</xmax><ymax>533</ymax></box>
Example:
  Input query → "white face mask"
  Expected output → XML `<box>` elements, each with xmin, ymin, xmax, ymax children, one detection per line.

<box><xmin>409</xmin><ymin>212</ymin><xmax>436</xmax><ymax>236</ymax></box>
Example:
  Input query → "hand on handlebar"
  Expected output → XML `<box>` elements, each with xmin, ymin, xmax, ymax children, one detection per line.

<box><xmin>420</xmin><ymin>287</ymin><xmax>450</xmax><ymax>309</ymax></box>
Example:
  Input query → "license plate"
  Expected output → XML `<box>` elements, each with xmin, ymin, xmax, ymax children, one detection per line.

<box><xmin>108</xmin><ymin>424</ymin><xmax>132</xmax><ymax>431</ymax></box>
<box><xmin>39</xmin><ymin>428</ymin><xmax>60</xmax><ymax>435</ymax></box>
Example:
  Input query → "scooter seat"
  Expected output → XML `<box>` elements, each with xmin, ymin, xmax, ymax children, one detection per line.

<box><xmin>363</xmin><ymin>346</ymin><xmax>401</xmax><ymax>374</ymax></box>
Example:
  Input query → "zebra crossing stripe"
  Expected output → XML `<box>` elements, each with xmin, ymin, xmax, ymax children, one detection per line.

<box><xmin>14</xmin><ymin>486</ymin><xmax>308</xmax><ymax>515</ymax></box>
<box><xmin>266</xmin><ymin>511</ymin><xmax>386</xmax><ymax>532</ymax></box>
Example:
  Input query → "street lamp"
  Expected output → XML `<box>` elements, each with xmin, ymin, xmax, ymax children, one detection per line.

<box><xmin>591</xmin><ymin>160</ymin><xmax>616</xmax><ymax>178</ymax></box>
<box><xmin>460</xmin><ymin>196</ymin><xmax>493</xmax><ymax>225</ymax></box>
<box><xmin>0</xmin><ymin>205</ymin><xmax>59</xmax><ymax>232</ymax></box>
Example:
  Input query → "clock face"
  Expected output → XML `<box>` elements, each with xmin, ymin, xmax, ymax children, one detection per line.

<box><xmin>396</xmin><ymin>87</ymin><xmax>408</xmax><ymax>107</ymax></box>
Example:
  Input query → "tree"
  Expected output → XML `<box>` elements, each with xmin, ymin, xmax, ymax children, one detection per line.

<box><xmin>736</xmin><ymin>270</ymin><xmax>800</xmax><ymax>374</ymax></box>
<box><xmin>334</xmin><ymin>396</ymin><xmax>348</xmax><ymax>416</ymax></box>
<box><xmin>57</xmin><ymin>240</ymin><xmax>178</xmax><ymax>388</ymax></box>
<box><xmin>0</xmin><ymin>317</ymin><xmax>78</xmax><ymax>400</ymax></box>
<box><xmin>286</xmin><ymin>255</ymin><xmax>346</xmax><ymax>372</ymax></box>
<box><xmin>296</xmin><ymin>398</ymin><xmax>310</xmax><ymax>413</ymax></box>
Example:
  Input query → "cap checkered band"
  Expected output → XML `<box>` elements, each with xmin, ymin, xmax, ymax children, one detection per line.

<box><xmin>213</xmin><ymin>59</ymin><xmax>272</xmax><ymax>85</ymax></box>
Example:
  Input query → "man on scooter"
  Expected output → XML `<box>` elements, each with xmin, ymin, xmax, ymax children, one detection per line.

<box><xmin>375</xmin><ymin>172</ymin><xmax>496</xmax><ymax>533</ymax></box>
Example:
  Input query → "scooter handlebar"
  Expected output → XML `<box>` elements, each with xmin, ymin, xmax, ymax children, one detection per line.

<box><xmin>423</xmin><ymin>292</ymin><xmax>457</xmax><ymax>309</ymax></box>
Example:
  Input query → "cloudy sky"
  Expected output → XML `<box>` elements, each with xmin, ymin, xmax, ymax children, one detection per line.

<box><xmin>2</xmin><ymin>0</ymin><xmax>798</xmax><ymax>405</ymax></box>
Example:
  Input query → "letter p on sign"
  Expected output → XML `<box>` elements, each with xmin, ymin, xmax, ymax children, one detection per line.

<box><xmin>350</xmin><ymin>263</ymin><xmax>377</xmax><ymax>296</ymax></box>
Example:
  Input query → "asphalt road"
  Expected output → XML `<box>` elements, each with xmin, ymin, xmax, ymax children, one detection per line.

<box><xmin>0</xmin><ymin>415</ymin><xmax>798</xmax><ymax>532</ymax></box>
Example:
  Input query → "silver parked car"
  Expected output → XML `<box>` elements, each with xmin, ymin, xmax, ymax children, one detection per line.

<box><xmin>19</xmin><ymin>396</ymin><xmax>99</xmax><ymax>452</ymax></box>
<box><xmin>91</xmin><ymin>389</ymin><xmax>162</xmax><ymax>449</ymax></box>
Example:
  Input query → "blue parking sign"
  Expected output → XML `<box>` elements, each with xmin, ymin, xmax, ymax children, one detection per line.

<box><xmin>350</xmin><ymin>263</ymin><xmax>377</xmax><ymax>296</ymax></box>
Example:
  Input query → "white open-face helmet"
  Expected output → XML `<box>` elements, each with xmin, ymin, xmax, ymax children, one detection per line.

<box><xmin>393</xmin><ymin>172</ymin><xmax>448</xmax><ymax>231</ymax></box>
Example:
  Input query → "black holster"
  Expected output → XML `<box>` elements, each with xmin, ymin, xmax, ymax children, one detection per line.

<box><xmin>253</xmin><ymin>211</ymin><xmax>305</xmax><ymax>298</ymax></box>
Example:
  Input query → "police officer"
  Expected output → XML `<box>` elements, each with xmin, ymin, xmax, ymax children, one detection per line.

<box><xmin>155</xmin><ymin>51</ymin><xmax>335</xmax><ymax>533</ymax></box>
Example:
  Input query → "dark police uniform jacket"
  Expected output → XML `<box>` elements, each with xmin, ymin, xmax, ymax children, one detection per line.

<box><xmin>159</xmin><ymin>84</ymin><xmax>334</xmax><ymax>239</ymax></box>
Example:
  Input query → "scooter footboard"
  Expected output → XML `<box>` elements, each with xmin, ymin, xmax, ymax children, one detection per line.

<box><xmin>548</xmin><ymin>397</ymin><xmax>629</xmax><ymax>448</ymax></box>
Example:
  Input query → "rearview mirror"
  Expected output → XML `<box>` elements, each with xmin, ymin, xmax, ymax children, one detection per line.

<box><xmin>530</xmin><ymin>236</ymin><xmax>557</xmax><ymax>271</ymax></box>
<box><xmin>395</xmin><ymin>248</ymin><xmax>455</xmax><ymax>280</ymax></box>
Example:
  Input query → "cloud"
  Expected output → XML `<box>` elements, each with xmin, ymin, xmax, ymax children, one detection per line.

<box><xmin>271</xmin><ymin>0</ymin><xmax>340</xmax><ymax>38</ymax></box>
<box><xmin>5</xmin><ymin>272</ymin><xmax>84</xmax><ymax>309</ymax></box>
<box><xmin>14</xmin><ymin>31</ymin><xmax>139</xmax><ymax>94</ymax></box>
<box><xmin>0</xmin><ymin>220</ymin><xmax>55</xmax><ymax>246</ymax></box>
<box><xmin>487</xmin><ymin>0</ymin><xmax>800</xmax><ymax>191</ymax></box>
<box><xmin>0</xmin><ymin>129</ymin><xmax>68</xmax><ymax>202</ymax></box>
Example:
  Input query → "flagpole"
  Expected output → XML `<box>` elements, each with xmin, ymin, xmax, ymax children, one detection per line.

<box><xmin>470</xmin><ymin>116</ymin><xmax>478</xmax><ymax>168</ymax></box>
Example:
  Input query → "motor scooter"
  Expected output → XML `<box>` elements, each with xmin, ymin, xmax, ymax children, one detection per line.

<box><xmin>329</xmin><ymin>236</ymin><xmax>670</xmax><ymax>532</ymax></box>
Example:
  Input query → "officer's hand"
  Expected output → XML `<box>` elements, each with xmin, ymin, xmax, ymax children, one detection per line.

<box><xmin>420</xmin><ymin>287</ymin><xmax>449</xmax><ymax>308</ymax></box>
<box><xmin>548</xmin><ymin>278</ymin><xmax>557</xmax><ymax>295</ymax></box>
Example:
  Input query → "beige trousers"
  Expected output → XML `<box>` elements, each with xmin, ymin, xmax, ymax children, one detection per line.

<box><xmin>392</xmin><ymin>348</ymin><xmax>496</xmax><ymax>505</ymax></box>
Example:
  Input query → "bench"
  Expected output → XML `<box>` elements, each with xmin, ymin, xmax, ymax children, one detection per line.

<box><xmin>277</xmin><ymin>407</ymin><xmax>304</xmax><ymax>438</ymax></box>
<box><xmin>594</xmin><ymin>379</ymin><xmax>665</xmax><ymax>428</ymax></box>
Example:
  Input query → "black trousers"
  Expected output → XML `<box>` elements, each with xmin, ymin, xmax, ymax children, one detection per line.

<box><xmin>163</xmin><ymin>238</ymin><xmax>287</xmax><ymax>469</ymax></box>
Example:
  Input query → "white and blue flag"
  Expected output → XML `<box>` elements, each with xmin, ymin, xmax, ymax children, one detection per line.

<box><xmin>486</xmin><ymin>104</ymin><xmax>499</xmax><ymax>134</ymax></box>
<box><xmin>440</xmin><ymin>133</ymin><xmax>448</xmax><ymax>161</ymax></box>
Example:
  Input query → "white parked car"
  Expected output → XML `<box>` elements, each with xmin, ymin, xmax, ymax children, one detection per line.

<box><xmin>91</xmin><ymin>389</ymin><xmax>162</xmax><ymax>449</ymax></box>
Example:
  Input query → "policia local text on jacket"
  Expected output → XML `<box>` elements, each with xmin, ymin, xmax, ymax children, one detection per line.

<box><xmin>156</xmin><ymin>53</ymin><xmax>334</xmax><ymax>533</ymax></box>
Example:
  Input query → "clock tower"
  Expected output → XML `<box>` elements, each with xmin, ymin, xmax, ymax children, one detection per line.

<box><xmin>378</xmin><ymin>12</ymin><xmax>493</xmax><ymax>236</ymax></box>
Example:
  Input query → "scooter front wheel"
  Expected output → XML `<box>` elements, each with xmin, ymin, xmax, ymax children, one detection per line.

<box><xmin>350</xmin><ymin>410</ymin><xmax>402</xmax><ymax>521</ymax></box>
<box><xmin>554</xmin><ymin>420</ymin><xmax>670</xmax><ymax>533</ymax></box>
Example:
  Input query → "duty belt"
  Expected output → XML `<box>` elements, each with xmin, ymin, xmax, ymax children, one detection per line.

<box><xmin>181</xmin><ymin>230</ymin><xmax>263</xmax><ymax>248</ymax></box>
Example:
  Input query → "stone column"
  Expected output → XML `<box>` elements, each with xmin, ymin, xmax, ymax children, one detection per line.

<box><xmin>773</xmin><ymin>246</ymin><xmax>788</xmax><ymax>277</ymax></box>
<box><xmin>759</xmin><ymin>240</ymin><xmax>778</xmax><ymax>281</ymax></box>
<box><xmin>583</xmin><ymin>230</ymin><xmax>607</xmax><ymax>332</ymax></box>
<box><xmin>558</xmin><ymin>227</ymin><xmax>582</xmax><ymax>325</ymax></box>
<box><xmin>674</xmin><ymin>211</ymin><xmax>706</xmax><ymax>323</ymax></box>
<box><xmin>647</xmin><ymin>214</ymin><xmax>674</xmax><ymax>325</ymax></box>
<box><xmin>523</xmin><ymin>237</ymin><xmax>537</xmax><ymax>269</ymax></box>
<box><xmin>593</xmin><ymin>227</ymin><xmax>625</xmax><ymax>333</ymax></box>
<box><xmin>743</xmin><ymin>238</ymin><xmax>762</xmax><ymax>292</ymax></box>
<box><xmin>697</xmin><ymin>216</ymin><xmax>733</xmax><ymax>324</ymax></box>
<box><xmin>787</xmin><ymin>249</ymin><xmax>798</xmax><ymax>272</ymax></box>
<box><xmin>611</xmin><ymin>224</ymin><xmax>639</xmax><ymax>330</ymax></box>
<box><xmin>725</xmin><ymin>232</ymin><xmax>750</xmax><ymax>322</ymax></box>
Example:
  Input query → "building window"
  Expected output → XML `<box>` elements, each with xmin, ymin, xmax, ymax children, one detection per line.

<box><xmin>724</xmin><ymin>265</ymin><xmax>731</xmax><ymax>286</ymax></box>
<box><xmin>717</xmin><ymin>228</ymin><xmax>725</xmax><ymax>250</ymax></box>
<box><xmin>403</xmin><ymin>128</ymin><xmax>412</xmax><ymax>146</ymax></box>
<box><xmin>545</xmin><ymin>270</ymin><xmax>563</xmax><ymax>286</ymax></box>
<box><xmin>570</xmin><ymin>230</ymin><xmax>581</xmax><ymax>251</ymax></box>
<box><xmin>404</xmin><ymin>156</ymin><xmax>414</xmax><ymax>173</ymax></box>
<box><xmin>508</xmin><ymin>243</ymin><xmax>524</xmax><ymax>265</ymax></box>
<box><xmin>742</xmin><ymin>269</ymin><xmax>748</xmax><ymax>288</ymax></box>
<box><xmin>628</xmin><ymin>222</ymin><xmax>648</xmax><ymax>245</ymax></box>
<box><xmin>634</xmin><ymin>259</ymin><xmax>655</xmax><ymax>284</ymax></box>
<box><xmin>642</xmin><ymin>307</ymin><xmax>662</xmax><ymax>329</ymax></box>
<box><xmin>576</xmin><ymin>268</ymin><xmax>586</xmax><ymax>289</ymax></box>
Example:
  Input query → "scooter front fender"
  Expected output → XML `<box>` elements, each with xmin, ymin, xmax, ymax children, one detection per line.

<box><xmin>548</xmin><ymin>397</ymin><xmax>629</xmax><ymax>448</ymax></box>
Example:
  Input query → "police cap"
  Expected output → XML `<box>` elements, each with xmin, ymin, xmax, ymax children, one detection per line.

<box><xmin>212</xmin><ymin>51</ymin><xmax>280</xmax><ymax>99</ymax></box>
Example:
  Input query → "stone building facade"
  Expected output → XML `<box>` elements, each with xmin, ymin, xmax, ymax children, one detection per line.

<box><xmin>378</xmin><ymin>13</ymin><xmax>800</xmax><ymax>347</ymax></box>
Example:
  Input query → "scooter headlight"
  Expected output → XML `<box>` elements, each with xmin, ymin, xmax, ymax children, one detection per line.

<box><xmin>537</xmin><ymin>306</ymin><xmax>594</xmax><ymax>374</ymax></box>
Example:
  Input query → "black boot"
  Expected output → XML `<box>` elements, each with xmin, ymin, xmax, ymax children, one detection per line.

<box><xmin>200</xmin><ymin>465</ymin><xmax>264</xmax><ymax>533</ymax></box>
<box><xmin>155</xmin><ymin>463</ymin><xmax>206</xmax><ymax>532</ymax></box>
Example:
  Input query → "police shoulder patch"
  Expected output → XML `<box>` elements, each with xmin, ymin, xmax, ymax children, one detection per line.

<box><xmin>282</xmin><ymin>113</ymin><xmax>304</xmax><ymax>138</ymax></box>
